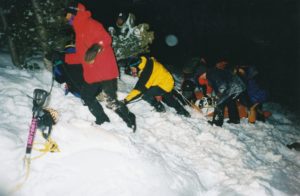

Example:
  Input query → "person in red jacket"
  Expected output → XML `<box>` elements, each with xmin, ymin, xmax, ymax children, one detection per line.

<box><xmin>65</xmin><ymin>3</ymin><xmax>136</xmax><ymax>131</ymax></box>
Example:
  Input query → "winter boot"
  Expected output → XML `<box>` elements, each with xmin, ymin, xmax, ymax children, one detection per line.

<box><xmin>255</xmin><ymin>104</ymin><xmax>265</xmax><ymax>122</ymax></box>
<box><xmin>256</xmin><ymin>109</ymin><xmax>265</xmax><ymax>122</ymax></box>
<box><xmin>115</xmin><ymin>106</ymin><xmax>137</xmax><ymax>132</ymax></box>
<box><xmin>227</xmin><ymin>119</ymin><xmax>240</xmax><ymax>124</ymax></box>
<box><xmin>248</xmin><ymin>103</ymin><xmax>259</xmax><ymax>123</ymax></box>
<box><xmin>87</xmin><ymin>100</ymin><xmax>110</xmax><ymax>125</ymax></box>
<box><xmin>208</xmin><ymin>107</ymin><xmax>224</xmax><ymax>127</ymax></box>
<box><xmin>142</xmin><ymin>96</ymin><xmax>166</xmax><ymax>113</ymax></box>
<box><xmin>227</xmin><ymin>99</ymin><xmax>240</xmax><ymax>124</ymax></box>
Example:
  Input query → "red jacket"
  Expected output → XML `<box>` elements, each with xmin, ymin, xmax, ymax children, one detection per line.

<box><xmin>65</xmin><ymin>3</ymin><xmax>119</xmax><ymax>84</ymax></box>
<box><xmin>198</xmin><ymin>78</ymin><xmax>213</xmax><ymax>95</ymax></box>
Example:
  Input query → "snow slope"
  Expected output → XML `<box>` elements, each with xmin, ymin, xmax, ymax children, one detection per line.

<box><xmin>0</xmin><ymin>53</ymin><xmax>299</xmax><ymax>196</ymax></box>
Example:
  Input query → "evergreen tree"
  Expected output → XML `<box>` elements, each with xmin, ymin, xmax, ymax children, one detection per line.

<box><xmin>108</xmin><ymin>13</ymin><xmax>154</xmax><ymax>62</ymax></box>
<box><xmin>0</xmin><ymin>0</ymin><xmax>71</xmax><ymax>69</ymax></box>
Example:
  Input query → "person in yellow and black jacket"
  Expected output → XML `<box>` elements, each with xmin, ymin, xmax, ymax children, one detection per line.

<box><xmin>124</xmin><ymin>56</ymin><xmax>190</xmax><ymax>117</ymax></box>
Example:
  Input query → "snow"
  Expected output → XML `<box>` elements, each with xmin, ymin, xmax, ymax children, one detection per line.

<box><xmin>0</xmin><ymin>52</ymin><xmax>299</xmax><ymax>196</ymax></box>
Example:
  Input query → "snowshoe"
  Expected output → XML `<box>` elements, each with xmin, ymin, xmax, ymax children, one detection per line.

<box><xmin>248</xmin><ymin>103</ymin><xmax>259</xmax><ymax>123</ymax></box>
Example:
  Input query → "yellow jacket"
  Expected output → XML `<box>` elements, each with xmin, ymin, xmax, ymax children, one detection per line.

<box><xmin>125</xmin><ymin>56</ymin><xmax>174</xmax><ymax>102</ymax></box>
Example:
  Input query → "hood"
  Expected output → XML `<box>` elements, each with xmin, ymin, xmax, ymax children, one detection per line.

<box><xmin>73</xmin><ymin>3</ymin><xmax>91</xmax><ymax>26</ymax></box>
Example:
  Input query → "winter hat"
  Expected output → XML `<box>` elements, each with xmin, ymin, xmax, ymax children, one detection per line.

<box><xmin>64</xmin><ymin>45</ymin><xmax>76</xmax><ymax>54</ymax></box>
<box><xmin>128</xmin><ymin>56</ymin><xmax>141</xmax><ymax>68</ymax></box>
<box><xmin>117</xmin><ymin>12</ymin><xmax>128</xmax><ymax>21</ymax></box>
<box><xmin>196</xmin><ymin>66</ymin><xmax>207</xmax><ymax>77</ymax></box>
<box><xmin>65</xmin><ymin>4</ymin><xmax>78</xmax><ymax>16</ymax></box>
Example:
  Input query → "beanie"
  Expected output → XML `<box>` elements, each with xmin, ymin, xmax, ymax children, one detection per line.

<box><xmin>128</xmin><ymin>57</ymin><xmax>141</xmax><ymax>67</ymax></box>
<box><xmin>65</xmin><ymin>3</ymin><xmax>79</xmax><ymax>16</ymax></box>
<box><xmin>196</xmin><ymin>66</ymin><xmax>207</xmax><ymax>77</ymax></box>
<box><xmin>117</xmin><ymin>12</ymin><xmax>128</xmax><ymax>21</ymax></box>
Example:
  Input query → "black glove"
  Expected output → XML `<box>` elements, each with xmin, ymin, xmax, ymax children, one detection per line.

<box><xmin>84</xmin><ymin>44</ymin><xmax>102</xmax><ymax>63</ymax></box>
<box><xmin>122</xmin><ymin>99</ymin><xmax>129</xmax><ymax>105</ymax></box>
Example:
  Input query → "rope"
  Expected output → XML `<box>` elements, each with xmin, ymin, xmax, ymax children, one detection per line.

<box><xmin>9</xmin><ymin>158</ymin><xmax>31</xmax><ymax>193</ymax></box>
<box><xmin>32</xmin><ymin>137</ymin><xmax>60</xmax><ymax>159</ymax></box>
<box><xmin>174</xmin><ymin>88</ymin><xmax>202</xmax><ymax>113</ymax></box>
<box><xmin>10</xmin><ymin>132</ymin><xmax>59</xmax><ymax>193</ymax></box>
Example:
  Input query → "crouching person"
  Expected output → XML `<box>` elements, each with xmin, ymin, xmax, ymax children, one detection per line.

<box><xmin>235</xmin><ymin>65</ymin><xmax>269</xmax><ymax>123</ymax></box>
<box><xmin>198</xmin><ymin>66</ymin><xmax>246</xmax><ymax>127</ymax></box>
<box><xmin>124</xmin><ymin>56</ymin><xmax>190</xmax><ymax>117</ymax></box>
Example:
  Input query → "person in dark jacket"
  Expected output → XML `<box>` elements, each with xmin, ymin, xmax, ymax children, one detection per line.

<box><xmin>181</xmin><ymin>57</ymin><xmax>211</xmax><ymax>103</ymax></box>
<box><xmin>124</xmin><ymin>56</ymin><xmax>190</xmax><ymax>117</ymax></box>
<box><xmin>235</xmin><ymin>65</ymin><xmax>269</xmax><ymax>123</ymax></box>
<box><xmin>198</xmin><ymin>66</ymin><xmax>246</xmax><ymax>127</ymax></box>
<box><xmin>51</xmin><ymin>45</ymin><xmax>85</xmax><ymax>98</ymax></box>
<box><xmin>65</xmin><ymin>3</ymin><xmax>136</xmax><ymax>131</ymax></box>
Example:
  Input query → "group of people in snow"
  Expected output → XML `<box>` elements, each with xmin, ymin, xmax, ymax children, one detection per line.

<box><xmin>181</xmin><ymin>56</ymin><xmax>269</xmax><ymax>127</ymax></box>
<box><xmin>48</xmin><ymin>2</ymin><xmax>269</xmax><ymax>132</ymax></box>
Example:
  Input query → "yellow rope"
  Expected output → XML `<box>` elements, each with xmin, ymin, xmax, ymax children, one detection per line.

<box><xmin>10</xmin><ymin>135</ymin><xmax>60</xmax><ymax>193</ymax></box>
<box><xmin>174</xmin><ymin>89</ymin><xmax>203</xmax><ymax>113</ymax></box>
<box><xmin>9</xmin><ymin>158</ymin><xmax>31</xmax><ymax>193</ymax></box>
<box><xmin>10</xmin><ymin>107</ymin><xmax>60</xmax><ymax>193</ymax></box>
<box><xmin>32</xmin><ymin>137</ymin><xmax>60</xmax><ymax>160</ymax></box>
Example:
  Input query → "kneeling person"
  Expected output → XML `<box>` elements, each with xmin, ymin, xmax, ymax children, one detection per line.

<box><xmin>124</xmin><ymin>56</ymin><xmax>190</xmax><ymax>117</ymax></box>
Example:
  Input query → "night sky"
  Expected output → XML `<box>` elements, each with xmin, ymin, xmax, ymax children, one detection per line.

<box><xmin>83</xmin><ymin>0</ymin><xmax>299</xmax><ymax>112</ymax></box>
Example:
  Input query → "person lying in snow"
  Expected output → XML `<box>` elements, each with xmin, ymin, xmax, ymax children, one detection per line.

<box><xmin>197</xmin><ymin>63</ymin><xmax>246</xmax><ymax>127</ymax></box>
<box><xmin>64</xmin><ymin>2</ymin><xmax>136</xmax><ymax>131</ymax></box>
<box><xmin>123</xmin><ymin>56</ymin><xmax>190</xmax><ymax>117</ymax></box>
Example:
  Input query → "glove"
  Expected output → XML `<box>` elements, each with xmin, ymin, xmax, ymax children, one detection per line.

<box><xmin>84</xmin><ymin>44</ymin><xmax>102</xmax><ymax>64</ymax></box>
<box><xmin>122</xmin><ymin>99</ymin><xmax>129</xmax><ymax>105</ymax></box>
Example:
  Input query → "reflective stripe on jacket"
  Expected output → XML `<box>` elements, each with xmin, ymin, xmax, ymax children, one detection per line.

<box><xmin>125</xmin><ymin>56</ymin><xmax>174</xmax><ymax>102</ymax></box>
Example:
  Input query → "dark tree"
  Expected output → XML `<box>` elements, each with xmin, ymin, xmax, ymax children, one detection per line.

<box><xmin>0</xmin><ymin>0</ymin><xmax>71</xmax><ymax>69</ymax></box>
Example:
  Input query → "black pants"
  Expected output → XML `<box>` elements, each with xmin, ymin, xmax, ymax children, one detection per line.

<box><xmin>81</xmin><ymin>79</ymin><xmax>120</xmax><ymax>108</ymax></box>
<box><xmin>219</xmin><ymin>95</ymin><xmax>239</xmax><ymax>122</ymax></box>
<box><xmin>81</xmin><ymin>79</ymin><xmax>124</xmax><ymax>122</ymax></box>
<box><xmin>80</xmin><ymin>79</ymin><xmax>135</xmax><ymax>128</ymax></box>
<box><xmin>143</xmin><ymin>86</ymin><xmax>186</xmax><ymax>113</ymax></box>
<box><xmin>238</xmin><ymin>91</ymin><xmax>251</xmax><ymax>108</ymax></box>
